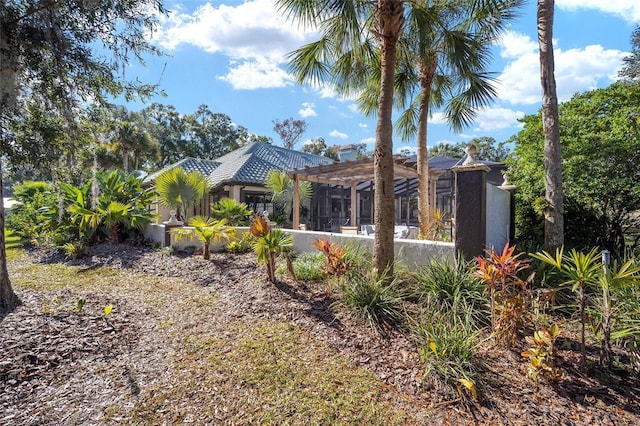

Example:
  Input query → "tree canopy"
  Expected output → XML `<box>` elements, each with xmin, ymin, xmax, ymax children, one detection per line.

<box><xmin>620</xmin><ymin>26</ymin><xmax>640</xmax><ymax>84</ymax></box>
<box><xmin>507</xmin><ymin>82</ymin><xmax>640</xmax><ymax>255</ymax></box>
<box><xmin>0</xmin><ymin>0</ymin><xmax>166</xmax><ymax>311</ymax></box>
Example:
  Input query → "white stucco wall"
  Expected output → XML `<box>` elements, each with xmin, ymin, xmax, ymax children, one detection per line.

<box><xmin>144</xmin><ymin>224</ymin><xmax>455</xmax><ymax>271</ymax></box>
<box><xmin>485</xmin><ymin>183</ymin><xmax>510</xmax><ymax>251</ymax></box>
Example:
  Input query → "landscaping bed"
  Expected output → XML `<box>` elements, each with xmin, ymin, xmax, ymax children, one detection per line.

<box><xmin>1</xmin><ymin>243</ymin><xmax>639</xmax><ymax>424</ymax></box>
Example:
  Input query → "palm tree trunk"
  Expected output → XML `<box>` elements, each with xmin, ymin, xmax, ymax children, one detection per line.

<box><xmin>373</xmin><ymin>0</ymin><xmax>404</xmax><ymax>276</ymax></box>
<box><xmin>537</xmin><ymin>0</ymin><xmax>564</xmax><ymax>250</ymax></box>
<box><xmin>203</xmin><ymin>242</ymin><xmax>210</xmax><ymax>260</ymax></box>
<box><xmin>417</xmin><ymin>57</ymin><xmax>437</xmax><ymax>238</ymax></box>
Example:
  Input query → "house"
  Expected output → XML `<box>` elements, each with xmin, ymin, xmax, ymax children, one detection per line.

<box><xmin>144</xmin><ymin>141</ymin><xmax>332</xmax><ymax>221</ymax></box>
<box><xmin>289</xmin><ymin>155</ymin><xmax>505</xmax><ymax>233</ymax></box>
<box><xmin>146</xmin><ymin>141</ymin><xmax>506</xmax><ymax>234</ymax></box>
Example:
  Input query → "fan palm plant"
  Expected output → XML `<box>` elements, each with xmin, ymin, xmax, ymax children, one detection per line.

<box><xmin>154</xmin><ymin>168</ymin><xmax>210</xmax><ymax>222</ymax></box>
<box><xmin>171</xmin><ymin>216</ymin><xmax>236</xmax><ymax>260</ymax></box>
<box><xmin>265</xmin><ymin>170</ymin><xmax>311</xmax><ymax>222</ymax></box>
<box><xmin>250</xmin><ymin>214</ymin><xmax>293</xmax><ymax>283</ymax></box>
<box><xmin>277</xmin><ymin>0</ymin><xmax>404</xmax><ymax>275</ymax></box>
<box><xmin>211</xmin><ymin>198</ymin><xmax>253</xmax><ymax>226</ymax></box>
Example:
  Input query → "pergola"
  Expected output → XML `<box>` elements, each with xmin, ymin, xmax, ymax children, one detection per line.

<box><xmin>287</xmin><ymin>156</ymin><xmax>443</xmax><ymax>230</ymax></box>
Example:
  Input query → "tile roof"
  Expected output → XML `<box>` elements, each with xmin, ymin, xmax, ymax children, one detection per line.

<box><xmin>146</xmin><ymin>142</ymin><xmax>332</xmax><ymax>188</ymax></box>
<box><xmin>144</xmin><ymin>157</ymin><xmax>221</xmax><ymax>184</ymax></box>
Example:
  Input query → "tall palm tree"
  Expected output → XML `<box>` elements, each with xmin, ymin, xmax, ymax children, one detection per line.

<box><xmin>358</xmin><ymin>0</ymin><xmax>523</xmax><ymax>237</ymax></box>
<box><xmin>537</xmin><ymin>0</ymin><xmax>564</xmax><ymax>250</ymax></box>
<box><xmin>277</xmin><ymin>0</ymin><xmax>405</xmax><ymax>275</ymax></box>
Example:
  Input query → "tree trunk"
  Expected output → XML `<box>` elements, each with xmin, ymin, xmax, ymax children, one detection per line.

<box><xmin>203</xmin><ymin>242</ymin><xmax>210</xmax><ymax>260</ymax></box>
<box><xmin>373</xmin><ymin>0</ymin><xmax>404</xmax><ymax>276</ymax></box>
<box><xmin>417</xmin><ymin>57</ymin><xmax>437</xmax><ymax>238</ymax></box>
<box><xmin>0</xmin><ymin>162</ymin><xmax>20</xmax><ymax>313</ymax></box>
<box><xmin>0</xmin><ymin>31</ymin><xmax>21</xmax><ymax>313</ymax></box>
<box><xmin>537</xmin><ymin>0</ymin><xmax>564</xmax><ymax>250</ymax></box>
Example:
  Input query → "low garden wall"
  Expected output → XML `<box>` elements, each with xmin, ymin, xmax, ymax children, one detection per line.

<box><xmin>144</xmin><ymin>224</ymin><xmax>455</xmax><ymax>271</ymax></box>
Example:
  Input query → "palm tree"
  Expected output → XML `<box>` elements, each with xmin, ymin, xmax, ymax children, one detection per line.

<box><xmin>265</xmin><ymin>170</ymin><xmax>312</xmax><ymax>223</ymax></box>
<box><xmin>154</xmin><ymin>168</ymin><xmax>210</xmax><ymax>222</ymax></box>
<box><xmin>171</xmin><ymin>216</ymin><xmax>236</xmax><ymax>260</ymax></box>
<box><xmin>277</xmin><ymin>0</ymin><xmax>404</xmax><ymax>275</ymax></box>
<box><xmin>357</xmin><ymin>0</ymin><xmax>522</xmax><ymax>237</ymax></box>
<box><xmin>537</xmin><ymin>0</ymin><xmax>564</xmax><ymax>249</ymax></box>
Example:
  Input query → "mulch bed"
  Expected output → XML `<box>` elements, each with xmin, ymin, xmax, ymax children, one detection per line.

<box><xmin>2</xmin><ymin>243</ymin><xmax>639</xmax><ymax>424</ymax></box>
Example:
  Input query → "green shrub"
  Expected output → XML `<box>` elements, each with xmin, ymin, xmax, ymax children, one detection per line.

<box><xmin>276</xmin><ymin>252</ymin><xmax>325</xmax><ymax>281</ymax></box>
<box><xmin>335</xmin><ymin>270</ymin><xmax>403</xmax><ymax>332</ymax></box>
<box><xmin>412</xmin><ymin>256</ymin><xmax>487</xmax><ymax>327</ymax></box>
<box><xmin>227</xmin><ymin>231</ymin><xmax>254</xmax><ymax>254</ymax></box>
<box><xmin>61</xmin><ymin>241</ymin><xmax>88</xmax><ymax>260</ymax></box>
<box><xmin>5</xmin><ymin>181</ymin><xmax>56</xmax><ymax>242</ymax></box>
<box><xmin>416</xmin><ymin>308</ymin><xmax>483</xmax><ymax>400</ymax></box>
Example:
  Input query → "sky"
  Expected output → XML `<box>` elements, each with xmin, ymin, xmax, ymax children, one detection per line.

<box><xmin>123</xmin><ymin>0</ymin><xmax>640</xmax><ymax>155</ymax></box>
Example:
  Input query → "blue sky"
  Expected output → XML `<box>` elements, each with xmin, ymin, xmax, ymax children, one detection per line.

<box><xmin>124</xmin><ymin>0</ymin><xmax>640</xmax><ymax>154</ymax></box>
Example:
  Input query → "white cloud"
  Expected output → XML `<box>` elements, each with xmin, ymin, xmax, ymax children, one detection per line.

<box><xmin>298</xmin><ymin>102</ymin><xmax>317</xmax><ymax>118</ymax></box>
<box><xmin>472</xmin><ymin>107</ymin><xmax>525</xmax><ymax>132</ymax></box>
<box><xmin>496</xmin><ymin>32</ymin><xmax>626</xmax><ymax>106</ymax></box>
<box><xmin>360</xmin><ymin>137</ymin><xmax>376</xmax><ymax>146</ymax></box>
<box><xmin>153</xmin><ymin>0</ymin><xmax>316</xmax><ymax>59</ymax></box>
<box><xmin>430</xmin><ymin>106</ymin><xmax>524</xmax><ymax>134</ymax></box>
<box><xmin>358</xmin><ymin>122</ymin><xmax>368</xmax><ymax>129</ymax></box>
<box><xmin>218</xmin><ymin>58</ymin><xmax>293</xmax><ymax>90</ymax></box>
<box><xmin>329</xmin><ymin>130</ymin><xmax>348</xmax><ymax>139</ymax></box>
<box><xmin>557</xmin><ymin>0</ymin><xmax>640</xmax><ymax>23</ymax></box>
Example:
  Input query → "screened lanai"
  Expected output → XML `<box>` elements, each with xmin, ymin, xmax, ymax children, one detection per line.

<box><xmin>288</xmin><ymin>156</ymin><xmax>447</xmax><ymax>232</ymax></box>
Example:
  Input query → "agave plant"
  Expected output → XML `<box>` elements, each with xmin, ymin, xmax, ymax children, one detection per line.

<box><xmin>171</xmin><ymin>216</ymin><xmax>236</xmax><ymax>260</ymax></box>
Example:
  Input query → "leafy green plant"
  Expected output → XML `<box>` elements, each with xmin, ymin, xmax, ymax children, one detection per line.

<box><xmin>211</xmin><ymin>198</ymin><xmax>253</xmax><ymax>226</ymax></box>
<box><xmin>591</xmin><ymin>259</ymin><xmax>640</xmax><ymax>368</ymax></box>
<box><xmin>335</xmin><ymin>270</ymin><xmax>403</xmax><ymax>332</ymax></box>
<box><xmin>416</xmin><ymin>309</ymin><xmax>482</xmax><ymax>400</ymax></box>
<box><xmin>531</xmin><ymin>247</ymin><xmax>601</xmax><ymax>369</ymax></box>
<box><xmin>227</xmin><ymin>231</ymin><xmax>255</xmax><ymax>254</ymax></box>
<box><xmin>250</xmin><ymin>215</ymin><xmax>293</xmax><ymax>283</ymax></box>
<box><xmin>312</xmin><ymin>237</ymin><xmax>355</xmax><ymax>278</ymax></box>
<box><xmin>419</xmin><ymin>208</ymin><xmax>450</xmax><ymax>242</ymax></box>
<box><xmin>171</xmin><ymin>216</ymin><xmax>236</xmax><ymax>260</ymax></box>
<box><xmin>154</xmin><ymin>167</ymin><xmax>210</xmax><ymax>222</ymax></box>
<box><xmin>61</xmin><ymin>241</ymin><xmax>88</xmax><ymax>260</ymax></box>
<box><xmin>5</xmin><ymin>181</ymin><xmax>56</xmax><ymax>242</ymax></box>
<box><xmin>265</xmin><ymin>170</ymin><xmax>312</xmax><ymax>223</ymax></box>
<box><xmin>521</xmin><ymin>324</ymin><xmax>562</xmax><ymax>386</ymax></box>
<box><xmin>476</xmin><ymin>242</ymin><xmax>533</xmax><ymax>348</ymax></box>
<box><xmin>276</xmin><ymin>252</ymin><xmax>325</xmax><ymax>281</ymax></box>
<box><xmin>413</xmin><ymin>256</ymin><xmax>487</xmax><ymax>327</ymax></box>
